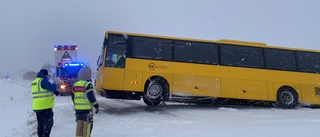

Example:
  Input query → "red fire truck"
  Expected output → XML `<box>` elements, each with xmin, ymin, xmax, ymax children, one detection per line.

<box><xmin>53</xmin><ymin>45</ymin><xmax>85</xmax><ymax>95</ymax></box>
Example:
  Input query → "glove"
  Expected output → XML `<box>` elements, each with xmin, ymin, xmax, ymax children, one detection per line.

<box><xmin>95</xmin><ymin>107</ymin><xmax>99</xmax><ymax>114</ymax></box>
<box><xmin>54</xmin><ymin>91</ymin><xmax>60</xmax><ymax>96</ymax></box>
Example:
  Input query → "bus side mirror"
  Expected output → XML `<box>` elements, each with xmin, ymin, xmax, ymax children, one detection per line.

<box><xmin>97</xmin><ymin>55</ymin><xmax>100</xmax><ymax>65</ymax></box>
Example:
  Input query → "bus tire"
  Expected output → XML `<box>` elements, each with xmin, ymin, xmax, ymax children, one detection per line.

<box><xmin>276</xmin><ymin>87</ymin><xmax>299</xmax><ymax>109</ymax></box>
<box><xmin>143</xmin><ymin>79</ymin><xmax>166</xmax><ymax>106</ymax></box>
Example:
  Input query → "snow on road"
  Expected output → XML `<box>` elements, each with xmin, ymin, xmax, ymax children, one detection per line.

<box><xmin>1</xmin><ymin>79</ymin><xmax>320</xmax><ymax>137</ymax></box>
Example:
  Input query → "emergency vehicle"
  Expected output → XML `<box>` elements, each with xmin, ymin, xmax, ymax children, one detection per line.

<box><xmin>53</xmin><ymin>45</ymin><xmax>85</xmax><ymax>95</ymax></box>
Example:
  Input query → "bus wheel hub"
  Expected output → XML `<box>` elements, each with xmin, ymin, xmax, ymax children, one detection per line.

<box><xmin>281</xmin><ymin>91</ymin><xmax>294</xmax><ymax>104</ymax></box>
<box><xmin>147</xmin><ymin>83</ymin><xmax>162</xmax><ymax>99</ymax></box>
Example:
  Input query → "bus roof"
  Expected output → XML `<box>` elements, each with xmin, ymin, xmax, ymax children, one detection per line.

<box><xmin>216</xmin><ymin>39</ymin><xmax>267</xmax><ymax>47</ymax></box>
<box><xmin>105</xmin><ymin>30</ymin><xmax>320</xmax><ymax>53</ymax></box>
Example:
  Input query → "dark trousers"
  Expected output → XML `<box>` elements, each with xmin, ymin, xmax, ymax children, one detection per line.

<box><xmin>35</xmin><ymin>109</ymin><xmax>54</xmax><ymax>137</ymax></box>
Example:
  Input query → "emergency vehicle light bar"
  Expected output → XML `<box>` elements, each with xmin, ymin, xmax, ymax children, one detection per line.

<box><xmin>64</xmin><ymin>63</ymin><xmax>84</xmax><ymax>67</ymax></box>
<box><xmin>54</xmin><ymin>45</ymin><xmax>77</xmax><ymax>51</ymax></box>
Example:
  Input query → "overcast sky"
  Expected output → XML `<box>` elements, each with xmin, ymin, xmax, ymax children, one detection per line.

<box><xmin>1</xmin><ymin>0</ymin><xmax>320</xmax><ymax>76</ymax></box>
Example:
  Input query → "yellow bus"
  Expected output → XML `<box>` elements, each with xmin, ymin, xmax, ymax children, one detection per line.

<box><xmin>95</xmin><ymin>30</ymin><xmax>320</xmax><ymax>109</ymax></box>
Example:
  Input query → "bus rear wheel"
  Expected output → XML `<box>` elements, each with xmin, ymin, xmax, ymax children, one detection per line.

<box><xmin>143</xmin><ymin>79</ymin><xmax>165</xmax><ymax>106</ymax></box>
<box><xmin>276</xmin><ymin>87</ymin><xmax>299</xmax><ymax>109</ymax></box>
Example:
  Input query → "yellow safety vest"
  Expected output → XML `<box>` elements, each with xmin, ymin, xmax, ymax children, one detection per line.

<box><xmin>31</xmin><ymin>78</ymin><xmax>54</xmax><ymax>110</ymax></box>
<box><xmin>73</xmin><ymin>80</ymin><xmax>96</xmax><ymax>110</ymax></box>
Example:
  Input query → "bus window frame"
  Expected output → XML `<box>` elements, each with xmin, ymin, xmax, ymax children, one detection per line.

<box><xmin>132</xmin><ymin>36</ymin><xmax>173</xmax><ymax>61</ymax></box>
<box><xmin>296</xmin><ymin>51</ymin><xmax>320</xmax><ymax>73</ymax></box>
<box><xmin>220</xmin><ymin>44</ymin><xmax>265</xmax><ymax>69</ymax></box>
<box><xmin>173</xmin><ymin>40</ymin><xmax>219</xmax><ymax>65</ymax></box>
<box><xmin>264</xmin><ymin>48</ymin><xmax>297</xmax><ymax>71</ymax></box>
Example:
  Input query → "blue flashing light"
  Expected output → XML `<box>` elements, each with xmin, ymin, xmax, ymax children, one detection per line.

<box><xmin>68</xmin><ymin>63</ymin><xmax>81</xmax><ymax>66</ymax></box>
<box><xmin>63</xmin><ymin>62</ymin><xmax>85</xmax><ymax>67</ymax></box>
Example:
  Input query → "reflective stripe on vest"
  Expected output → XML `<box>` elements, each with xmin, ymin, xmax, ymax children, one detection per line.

<box><xmin>31</xmin><ymin>78</ymin><xmax>54</xmax><ymax>110</ymax></box>
<box><xmin>73</xmin><ymin>80</ymin><xmax>94</xmax><ymax>110</ymax></box>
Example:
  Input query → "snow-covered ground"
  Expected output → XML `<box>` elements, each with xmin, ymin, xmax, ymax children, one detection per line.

<box><xmin>1</xmin><ymin>79</ymin><xmax>320</xmax><ymax>137</ymax></box>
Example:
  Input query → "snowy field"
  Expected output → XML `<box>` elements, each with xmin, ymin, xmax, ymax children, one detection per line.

<box><xmin>1</xmin><ymin>79</ymin><xmax>320</xmax><ymax>137</ymax></box>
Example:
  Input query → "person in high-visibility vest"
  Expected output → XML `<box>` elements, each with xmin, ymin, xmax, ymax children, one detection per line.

<box><xmin>72</xmin><ymin>67</ymin><xmax>99</xmax><ymax>137</ymax></box>
<box><xmin>31</xmin><ymin>69</ymin><xmax>60</xmax><ymax>137</ymax></box>
<box><xmin>114</xmin><ymin>54</ymin><xmax>125</xmax><ymax>68</ymax></box>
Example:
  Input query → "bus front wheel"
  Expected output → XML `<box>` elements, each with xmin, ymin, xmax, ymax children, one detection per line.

<box><xmin>276</xmin><ymin>87</ymin><xmax>299</xmax><ymax>109</ymax></box>
<box><xmin>143</xmin><ymin>79</ymin><xmax>165</xmax><ymax>106</ymax></box>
